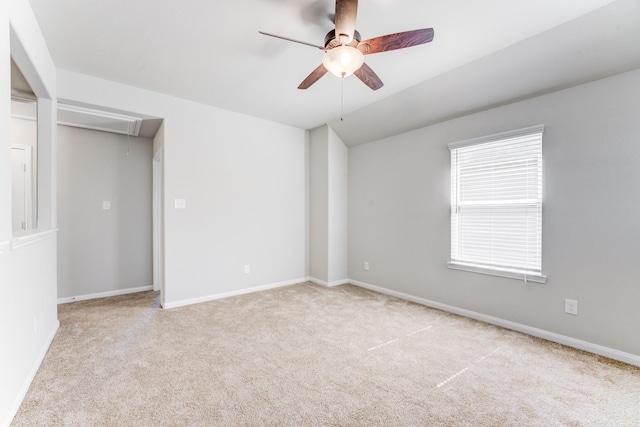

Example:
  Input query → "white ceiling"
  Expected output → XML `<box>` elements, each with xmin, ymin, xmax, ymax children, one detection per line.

<box><xmin>27</xmin><ymin>0</ymin><xmax>640</xmax><ymax>145</ymax></box>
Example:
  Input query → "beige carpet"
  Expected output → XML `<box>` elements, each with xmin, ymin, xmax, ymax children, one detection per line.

<box><xmin>12</xmin><ymin>283</ymin><xmax>640</xmax><ymax>426</ymax></box>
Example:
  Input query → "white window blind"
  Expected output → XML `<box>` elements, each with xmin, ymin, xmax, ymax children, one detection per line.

<box><xmin>449</xmin><ymin>125</ymin><xmax>544</xmax><ymax>280</ymax></box>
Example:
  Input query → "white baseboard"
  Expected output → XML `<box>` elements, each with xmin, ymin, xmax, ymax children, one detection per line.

<box><xmin>309</xmin><ymin>277</ymin><xmax>349</xmax><ymax>287</ymax></box>
<box><xmin>349</xmin><ymin>279</ymin><xmax>640</xmax><ymax>368</ymax></box>
<box><xmin>57</xmin><ymin>285</ymin><xmax>153</xmax><ymax>304</ymax></box>
<box><xmin>163</xmin><ymin>277</ymin><xmax>309</xmax><ymax>309</ymax></box>
<box><xmin>3</xmin><ymin>320</ymin><xmax>59</xmax><ymax>427</ymax></box>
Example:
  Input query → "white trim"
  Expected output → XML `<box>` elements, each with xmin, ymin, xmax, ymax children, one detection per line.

<box><xmin>152</xmin><ymin>148</ymin><xmax>163</xmax><ymax>294</ymax></box>
<box><xmin>309</xmin><ymin>277</ymin><xmax>349</xmax><ymax>287</ymax></box>
<box><xmin>10</xmin><ymin>229</ymin><xmax>57</xmax><ymax>250</ymax></box>
<box><xmin>447</xmin><ymin>262</ymin><xmax>547</xmax><ymax>284</ymax></box>
<box><xmin>57</xmin><ymin>103</ymin><xmax>142</xmax><ymax>136</ymax></box>
<box><xmin>349</xmin><ymin>279</ymin><xmax>640</xmax><ymax>367</ymax></box>
<box><xmin>0</xmin><ymin>240</ymin><xmax>9</xmax><ymax>255</ymax></box>
<box><xmin>163</xmin><ymin>277</ymin><xmax>309</xmax><ymax>309</ymax></box>
<box><xmin>57</xmin><ymin>285</ymin><xmax>153</xmax><ymax>304</ymax></box>
<box><xmin>3</xmin><ymin>320</ymin><xmax>59</xmax><ymax>427</ymax></box>
<box><xmin>10</xmin><ymin>114</ymin><xmax>36</xmax><ymax>122</ymax></box>
<box><xmin>448</xmin><ymin>124</ymin><xmax>545</xmax><ymax>150</ymax></box>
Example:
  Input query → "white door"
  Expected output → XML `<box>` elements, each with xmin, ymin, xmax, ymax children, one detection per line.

<box><xmin>11</xmin><ymin>145</ymin><xmax>32</xmax><ymax>233</ymax></box>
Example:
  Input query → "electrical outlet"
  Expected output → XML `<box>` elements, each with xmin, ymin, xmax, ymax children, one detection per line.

<box><xmin>364</xmin><ymin>261</ymin><xmax>370</xmax><ymax>271</ymax></box>
<box><xmin>565</xmin><ymin>299</ymin><xmax>578</xmax><ymax>315</ymax></box>
<box><xmin>102</xmin><ymin>200</ymin><xmax>111</xmax><ymax>210</ymax></box>
<box><xmin>244</xmin><ymin>265</ymin><xmax>251</xmax><ymax>274</ymax></box>
<box><xmin>174</xmin><ymin>199</ymin><xmax>186</xmax><ymax>209</ymax></box>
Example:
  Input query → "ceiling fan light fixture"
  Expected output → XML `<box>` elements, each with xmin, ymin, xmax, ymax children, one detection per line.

<box><xmin>322</xmin><ymin>45</ymin><xmax>364</xmax><ymax>78</ymax></box>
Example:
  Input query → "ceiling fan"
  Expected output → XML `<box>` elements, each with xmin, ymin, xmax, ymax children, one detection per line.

<box><xmin>259</xmin><ymin>0</ymin><xmax>434</xmax><ymax>91</ymax></box>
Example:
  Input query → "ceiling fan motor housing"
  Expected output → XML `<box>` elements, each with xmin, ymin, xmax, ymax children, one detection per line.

<box><xmin>324</xmin><ymin>29</ymin><xmax>361</xmax><ymax>49</ymax></box>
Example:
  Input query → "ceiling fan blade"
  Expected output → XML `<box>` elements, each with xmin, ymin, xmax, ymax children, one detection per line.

<box><xmin>335</xmin><ymin>0</ymin><xmax>358</xmax><ymax>44</ymax></box>
<box><xmin>259</xmin><ymin>31</ymin><xmax>326</xmax><ymax>50</ymax></box>
<box><xmin>358</xmin><ymin>28</ymin><xmax>434</xmax><ymax>55</ymax></box>
<box><xmin>354</xmin><ymin>63</ymin><xmax>383</xmax><ymax>90</ymax></box>
<box><xmin>298</xmin><ymin>64</ymin><xmax>329</xmax><ymax>89</ymax></box>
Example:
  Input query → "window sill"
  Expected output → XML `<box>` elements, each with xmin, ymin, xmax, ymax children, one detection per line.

<box><xmin>11</xmin><ymin>229</ymin><xmax>58</xmax><ymax>251</ymax></box>
<box><xmin>447</xmin><ymin>261</ymin><xmax>547</xmax><ymax>284</ymax></box>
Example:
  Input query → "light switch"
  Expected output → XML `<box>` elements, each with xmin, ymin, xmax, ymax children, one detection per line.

<box><xmin>174</xmin><ymin>198</ymin><xmax>186</xmax><ymax>209</ymax></box>
<box><xmin>102</xmin><ymin>200</ymin><xmax>111</xmax><ymax>210</ymax></box>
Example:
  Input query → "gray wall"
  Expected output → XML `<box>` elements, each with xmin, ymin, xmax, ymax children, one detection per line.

<box><xmin>309</xmin><ymin>125</ymin><xmax>348</xmax><ymax>285</ymax></box>
<box><xmin>309</xmin><ymin>126</ymin><xmax>329</xmax><ymax>281</ymax></box>
<box><xmin>57</xmin><ymin>125</ymin><xmax>153</xmax><ymax>299</ymax></box>
<box><xmin>348</xmin><ymin>69</ymin><xmax>640</xmax><ymax>357</ymax></box>
<box><xmin>57</xmin><ymin>70</ymin><xmax>308</xmax><ymax>307</ymax></box>
<box><xmin>327</xmin><ymin>126</ymin><xmax>348</xmax><ymax>283</ymax></box>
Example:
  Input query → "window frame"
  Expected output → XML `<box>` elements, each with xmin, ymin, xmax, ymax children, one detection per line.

<box><xmin>447</xmin><ymin>125</ymin><xmax>547</xmax><ymax>284</ymax></box>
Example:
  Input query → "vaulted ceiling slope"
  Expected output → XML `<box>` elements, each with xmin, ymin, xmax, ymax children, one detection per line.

<box><xmin>28</xmin><ymin>0</ymin><xmax>639</xmax><ymax>145</ymax></box>
<box><xmin>332</xmin><ymin>0</ymin><xmax>640</xmax><ymax>146</ymax></box>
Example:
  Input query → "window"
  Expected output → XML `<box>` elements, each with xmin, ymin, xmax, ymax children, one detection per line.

<box><xmin>448</xmin><ymin>125</ymin><xmax>546</xmax><ymax>283</ymax></box>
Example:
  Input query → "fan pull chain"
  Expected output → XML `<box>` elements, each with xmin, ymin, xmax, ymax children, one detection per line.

<box><xmin>340</xmin><ymin>74</ymin><xmax>345</xmax><ymax>121</ymax></box>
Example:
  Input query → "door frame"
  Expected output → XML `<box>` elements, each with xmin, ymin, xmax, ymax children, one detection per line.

<box><xmin>152</xmin><ymin>148</ymin><xmax>164</xmax><ymax>305</ymax></box>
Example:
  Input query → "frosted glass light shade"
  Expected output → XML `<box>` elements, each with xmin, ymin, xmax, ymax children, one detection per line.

<box><xmin>322</xmin><ymin>46</ymin><xmax>364</xmax><ymax>77</ymax></box>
